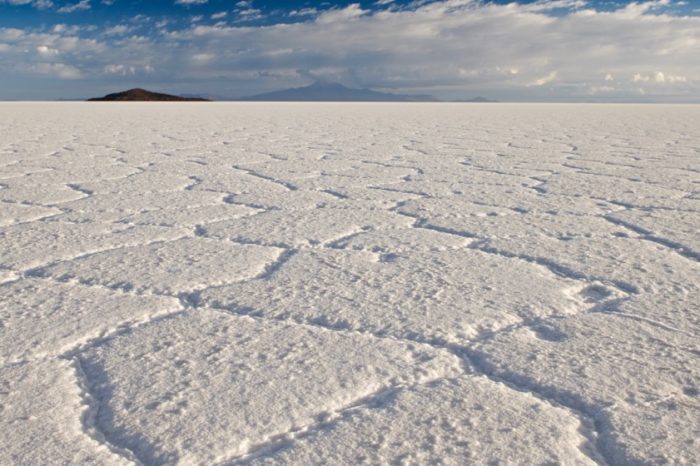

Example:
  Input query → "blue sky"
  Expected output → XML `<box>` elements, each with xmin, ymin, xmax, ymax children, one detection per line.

<box><xmin>1</xmin><ymin>0</ymin><xmax>699</xmax><ymax>100</ymax></box>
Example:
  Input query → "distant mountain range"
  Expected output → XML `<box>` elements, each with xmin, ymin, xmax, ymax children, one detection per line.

<box><xmin>88</xmin><ymin>88</ymin><xmax>210</xmax><ymax>101</ymax></box>
<box><xmin>240</xmin><ymin>81</ymin><xmax>440</xmax><ymax>102</ymax></box>
<box><xmin>86</xmin><ymin>84</ymin><xmax>496</xmax><ymax>103</ymax></box>
<box><xmin>452</xmin><ymin>96</ymin><xmax>498</xmax><ymax>103</ymax></box>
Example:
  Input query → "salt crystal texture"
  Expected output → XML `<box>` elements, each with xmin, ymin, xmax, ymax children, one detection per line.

<box><xmin>1</xmin><ymin>103</ymin><xmax>698</xmax><ymax>465</ymax></box>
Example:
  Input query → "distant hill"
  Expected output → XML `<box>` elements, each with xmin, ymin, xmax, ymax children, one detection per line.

<box><xmin>180</xmin><ymin>93</ymin><xmax>226</xmax><ymax>101</ymax></box>
<box><xmin>240</xmin><ymin>81</ymin><xmax>439</xmax><ymax>102</ymax></box>
<box><xmin>452</xmin><ymin>96</ymin><xmax>498</xmax><ymax>103</ymax></box>
<box><xmin>88</xmin><ymin>88</ymin><xmax>210</xmax><ymax>102</ymax></box>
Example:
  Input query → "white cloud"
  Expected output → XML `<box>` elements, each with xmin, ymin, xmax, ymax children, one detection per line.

<box><xmin>175</xmin><ymin>0</ymin><xmax>207</xmax><ymax>4</ymax></box>
<box><xmin>233</xmin><ymin>1</ymin><xmax>263</xmax><ymax>21</ymax></box>
<box><xmin>33</xmin><ymin>62</ymin><xmax>82</xmax><ymax>79</ymax></box>
<box><xmin>654</xmin><ymin>71</ymin><xmax>687</xmax><ymax>83</ymax></box>
<box><xmin>103</xmin><ymin>25</ymin><xmax>130</xmax><ymax>36</ymax></box>
<box><xmin>51</xmin><ymin>24</ymin><xmax>84</xmax><ymax>34</ymax></box>
<box><xmin>289</xmin><ymin>8</ymin><xmax>318</xmax><ymax>18</ymax></box>
<box><xmin>524</xmin><ymin>0</ymin><xmax>587</xmax><ymax>12</ymax></box>
<box><xmin>316</xmin><ymin>4</ymin><xmax>368</xmax><ymax>24</ymax></box>
<box><xmin>0</xmin><ymin>26</ymin><xmax>106</xmax><ymax>80</ymax></box>
<box><xmin>0</xmin><ymin>0</ymin><xmax>53</xmax><ymax>9</ymax></box>
<box><xmin>36</xmin><ymin>44</ymin><xmax>59</xmax><ymax>56</ymax></box>
<box><xmin>102</xmin><ymin>63</ymin><xmax>153</xmax><ymax>75</ymax></box>
<box><xmin>588</xmin><ymin>85</ymin><xmax>615</xmax><ymax>94</ymax></box>
<box><xmin>211</xmin><ymin>11</ymin><xmax>227</xmax><ymax>20</ymax></box>
<box><xmin>57</xmin><ymin>0</ymin><xmax>90</xmax><ymax>13</ymax></box>
<box><xmin>1</xmin><ymin>0</ymin><xmax>699</xmax><ymax>101</ymax></box>
<box><xmin>634</xmin><ymin>71</ymin><xmax>687</xmax><ymax>85</ymax></box>
<box><xmin>103</xmin><ymin>63</ymin><xmax>135</xmax><ymax>75</ymax></box>
<box><xmin>237</xmin><ymin>8</ymin><xmax>261</xmax><ymax>16</ymax></box>
<box><xmin>191</xmin><ymin>52</ymin><xmax>214</xmax><ymax>62</ymax></box>
<box><xmin>235</xmin><ymin>8</ymin><xmax>263</xmax><ymax>21</ymax></box>
<box><xmin>528</xmin><ymin>71</ymin><xmax>558</xmax><ymax>87</ymax></box>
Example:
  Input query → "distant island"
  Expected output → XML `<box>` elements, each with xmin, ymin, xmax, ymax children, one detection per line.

<box><xmin>86</xmin><ymin>84</ymin><xmax>496</xmax><ymax>103</ymax></box>
<box><xmin>88</xmin><ymin>88</ymin><xmax>210</xmax><ymax>102</ymax></box>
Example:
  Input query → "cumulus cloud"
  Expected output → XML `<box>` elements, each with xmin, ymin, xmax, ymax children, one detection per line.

<box><xmin>1</xmin><ymin>0</ymin><xmax>699</xmax><ymax>100</ymax></box>
<box><xmin>36</xmin><ymin>44</ymin><xmax>59</xmax><ymax>56</ymax></box>
<box><xmin>158</xmin><ymin>0</ymin><xmax>698</xmax><ymax>99</ymax></box>
<box><xmin>0</xmin><ymin>25</ymin><xmax>103</xmax><ymax>80</ymax></box>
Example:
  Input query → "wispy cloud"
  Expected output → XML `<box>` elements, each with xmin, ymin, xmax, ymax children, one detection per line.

<box><xmin>316</xmin><ymin>3</ymin><xmax>368</xmax><ymax>24</ymax></box>
<box><xmin>103</xmin><ymin>24</ymin><xmax>130</xmax><ymax>36</ymax></box>
<box><xmin>233</xmin><ymin>0</ymin><xmax>263</xmax><ymax>21</ymax></box>
<box><xmin>0</xmin><ymin>0</ymin><xmax>53</xmax><ymax>8</ymax></box>
<box><xmin>289</xmin><ymin>8</ymin><xmax>318</xmax><ymax>18</ymax></box>
<box><xmin>32</xmin><ymin>62</ymin><xmax>82</xmax><ymax>78</ymax></box>
<box><xmin>57</xmin><ymin>0</ymin><xmax>90</xmax><ymax>13</ymax></box>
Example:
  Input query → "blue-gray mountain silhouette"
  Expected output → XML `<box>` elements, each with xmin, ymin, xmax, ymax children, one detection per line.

<box><xmin>241</xmin><ymin>81</ymin><xmax>439</xmax><ymax>102</ymax></box>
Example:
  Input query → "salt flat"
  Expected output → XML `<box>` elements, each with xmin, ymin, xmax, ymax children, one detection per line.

<box><xmin>0</xmin><ymin>103</ymin><xmax>698</xmax><ymax>466</ymax></box>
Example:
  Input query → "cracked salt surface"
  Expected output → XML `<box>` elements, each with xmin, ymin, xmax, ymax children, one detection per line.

<box><xmin>0</xmin><ymin>279</ymin><xmax>181</xmax><ymax>364</ymax></box>
<box><xmin>78</xmin><ymin>309</ymin><xmax>462</xmax><ymax>466</ymax></box>
<box><xmin>1</xmin><ymin>102</ymin><xmax>699</xmax><ymax>465</ymax></box>
<box><xmin>201</xmin><ymin>247</ymin><xmax>589</xmax><ymax>343</ymax></box>
<box><xmin>244</xmin><ymin>377</ymin><xmax>598</xmax><ymax>466</ymax></box>
<box><xmin>473</xmin><ymin>313</ymin><xmax>700</xmax><ymax>465</ymax></box>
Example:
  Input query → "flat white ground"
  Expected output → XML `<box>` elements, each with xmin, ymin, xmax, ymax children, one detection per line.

<box><xmin>1</xmin><ymin>103</ymin><xmax>698</xmax><ymax>466</ymax></box>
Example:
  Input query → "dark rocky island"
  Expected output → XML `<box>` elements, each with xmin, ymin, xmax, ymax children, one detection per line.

<box><xmin>88</xmin><ymin>88</ymin><xmax>210</xmax><ymax>102</ymax></box>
